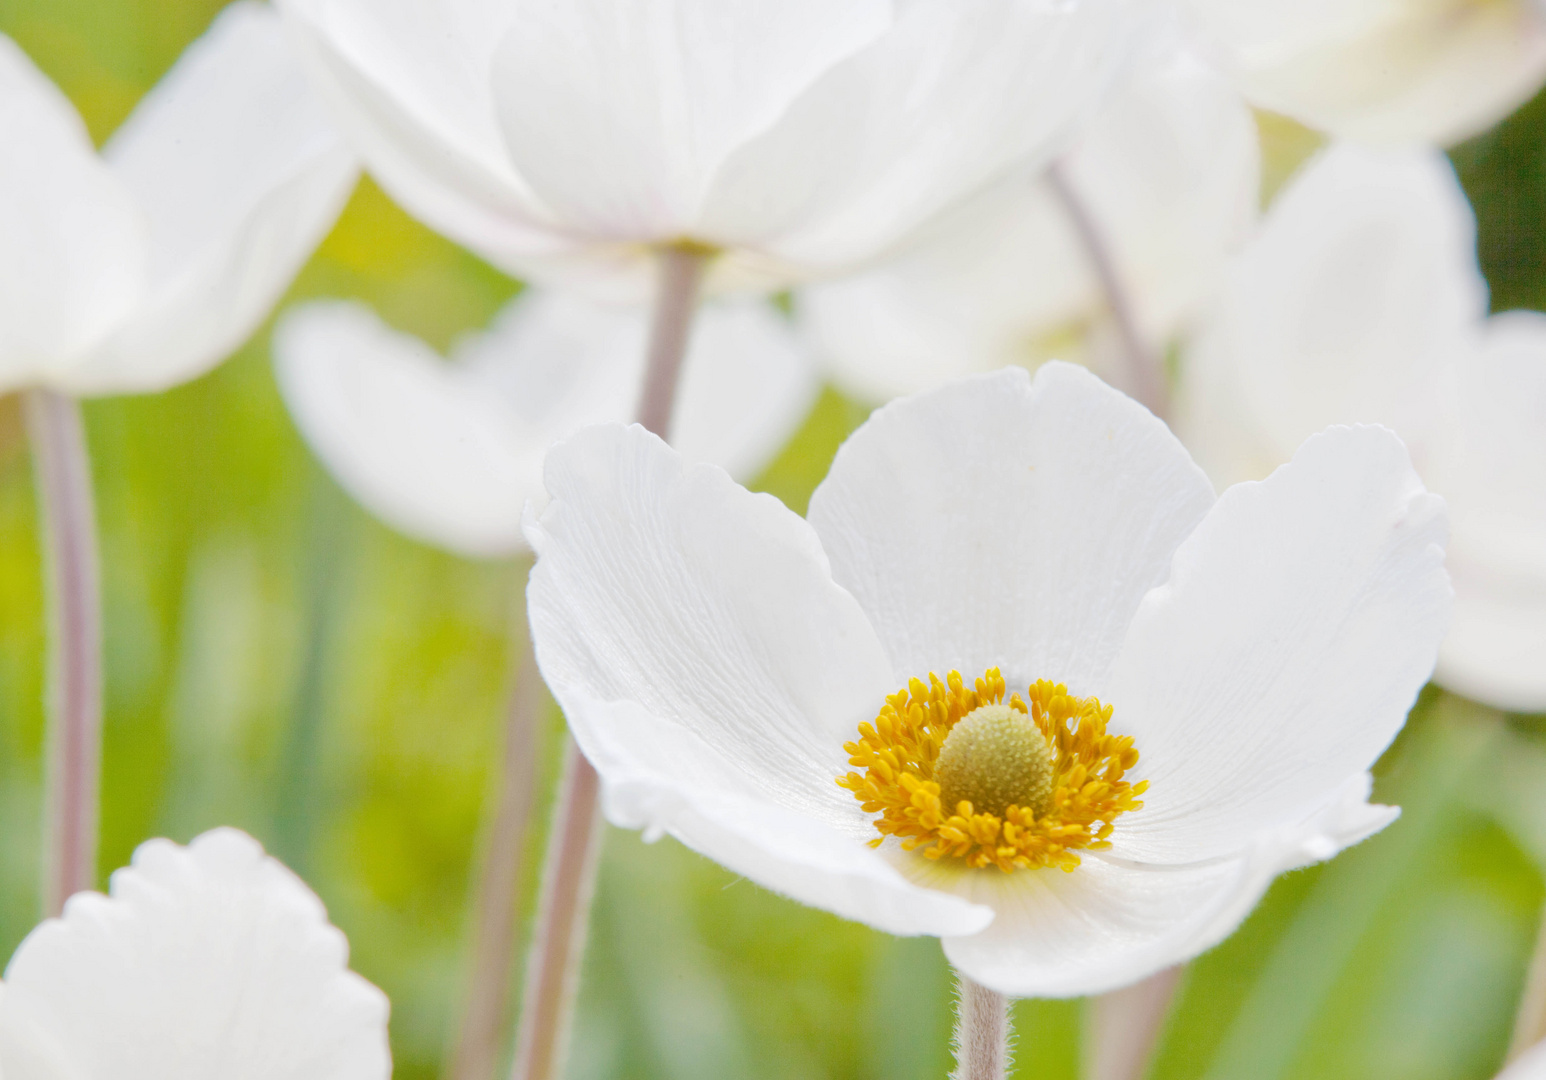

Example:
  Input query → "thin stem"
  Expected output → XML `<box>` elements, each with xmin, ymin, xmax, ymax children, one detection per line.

<box><xmin>1508</xmin><ymin>906</ymin><xmax>1546</xmax><ymax>1062</ymax></box>
<box><xmin>449</xmin><ymin>608</ymin><xmax>546</xmax><ymax>1080</ymax></box>
<box><xmin>1045</xmin><ymin>160</ymin><xmax>1169</xmax><ymax>419</ymax></box>
<box><xmin>24</xmin><ymin>389</ymin><xmax>103</xmax><ymax>918</ymax></box>
<box><xmin>952</xmin><ymin>972</ymin><xmax>1013</xmax><ymax>1080</ymax></box>
<box><xmin>1085</xmin><ymin>967</ymin><xmax>1183</xmax><ymax>1080</ymax></box>
<box><xmin>507</xmin><ymin>244</ymin><xmax>709</xmax><ymax>1080</ymax></box>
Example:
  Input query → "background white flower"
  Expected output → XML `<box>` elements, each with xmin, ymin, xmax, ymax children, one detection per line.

<box><xmin>0</xmin><ymin>1</ymin><xmax>357</xmax><ymax>396</ymax></box>
<box><xmin>0</xmin><ymin>827</ymin><xmax>390</xmax><ymax>1080</ymax></box>
<box><xmin>1174</xmin><ymin>0</ymin><xmax>1546</xmax><ymax>146</ymax></box>
<box><xmin>274</xmin><ymin>290</ymin><xmax>819</xmax><ymax>557</ymax></box>
<box><xmin>1180</xmin><ymin>143</ymin><xmax>1546</xmax><ymax>712</ymax></box>
<box><xmin>276</xmin><ymin>0</ymin><xmax>1137</xmax><ymax>294</ymax></box>
<box><xmin>524</xmin><ymin>363</ymin><xmax>1449</xmax><ymax>996</ymax></box>
<box><xmin>798</xmin><ymin>41</ymin><xmax>1259</xmax><ymax>401</ymax></box>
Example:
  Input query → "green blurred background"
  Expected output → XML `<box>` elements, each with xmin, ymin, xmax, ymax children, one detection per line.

<box><xmin>3</xmin><ymin>3</ymin><xmax>1546</xmax><ymax>1079</ymax></box>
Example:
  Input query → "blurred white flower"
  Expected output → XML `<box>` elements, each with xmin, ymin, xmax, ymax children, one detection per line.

<box><xmin>1174</xmin><ymin>0</ymin><xmax>1546</xmax><ymax>146</ymax></box>
<box><xmin>276</xmin><ymin>0</ymin><xmax>1137</xmax><ymax>294</ymax></box>
<box><xmin>798</xmin><ymin>44</ymin><xmax>1259</xmax><ymax>401</ymax></box>
<box><xmin>0</xmin><ymin>828</ymin><xmax>390</xmax><ymax>1080</ymax></box>
<box><xmin>1179</xmin><ymin>143</ymin><xmax>1546</xmax><ymax>712</ymax></box>
<box><xmin>1500</xmin><ymin>1040</ymin><xmax>1546</xmax><ymax>1080</ymax></box>
<box><xmin>274</xmin><ymin>290</ymin><xmax>819</xmax><ymax>557</ymax></box>
<box><xmin>524</xmin><ymin>363</ymin><xmax>1449</xmax><ymax>996</ymax></box>
<box><xmin>0</xmin><ymin>1</ymin><xmax>357</xmax><ymax>396</ymax></box>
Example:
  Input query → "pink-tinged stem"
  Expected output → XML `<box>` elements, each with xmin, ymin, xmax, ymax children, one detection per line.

<box><xmin>1046</xmin><ymin>160</ymin><xmax>1170</xmax><ymax>419</ymax></box>
<box><xmin>952</xmin><ymin>972</ymin><xmax>1013</xmax><ymax>1080</ymax></box>
<box><xmin>448</xmin><ymin>616</ymin><xmax>546</xmax><ymax>1080</ymax></box>
<box><xmin>507</xmin><ymin>244</ymin><xmax>709</xmax><ymax>1080</ymax></box>
<box><xmin>23</xmin><ymin>389</ymin><xmax>103</xmax><ymax>918</ymax></box>
<box><xmin>1085</xmin><ymin>967</ymin><xmax>1183</xmax><ymax>1080</ymax></box>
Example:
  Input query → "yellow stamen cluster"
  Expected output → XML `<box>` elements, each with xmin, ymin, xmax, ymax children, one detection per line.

<box><xmin>837</xmin><ymin>669</ymin><xmax>1146</xmax><ymax>872</ymax></box>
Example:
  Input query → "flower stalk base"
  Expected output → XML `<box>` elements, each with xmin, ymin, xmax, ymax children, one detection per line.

<box><xmin>953</xmin><ymin>972</ymin><xmax>1012</xmax><ymax>1080</ymax></box>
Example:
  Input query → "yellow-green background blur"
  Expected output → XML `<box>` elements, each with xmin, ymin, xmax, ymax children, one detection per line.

<box><xmin>4</xmin><ymin>3</ymin><xmax>1546</xmax><ymax>1079</ymax></box>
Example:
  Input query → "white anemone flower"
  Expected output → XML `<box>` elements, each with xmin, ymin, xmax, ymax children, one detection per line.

<box><xmin>1179</xmin><ymin>143</ymin><xmax>1546</xmax><ymax>712</ymax></box>
<box><xmin>0</xmin><ymin>1</ymin><xmax>357</xmax><ymax>396</ymax></box>
<box><xmin>274</xmin><ymin>0</ymin><xmax>1137</xmax><ymax>294</ymax></box>
<box><xmin>524</xmin><ymin>363</ymin><xmax>1450</xmax><ymax>995</ymax></box>
<box><xmin>798</xmin><ymin>43</ymin><xmax>1259</xmax><ymax>402</ymax></box>
<box><xmin>1174</xmin><ymin>0</ymin><xmax>1546</xmax><ymax>146</ymax></box>
<box><xmin>0</xmin><ymin>828</ymin><xmax>390</xmax><ymax>1080</ymax></box>
<box><xmin>1500</xmin><ymin>1042</ymin><xmax>1546</xmax><ymax>1080</ymax></box>
<box><xmin>273</xmin><ymin>290</ymin><xmax>819</xmax><ymax>558</ymax></box>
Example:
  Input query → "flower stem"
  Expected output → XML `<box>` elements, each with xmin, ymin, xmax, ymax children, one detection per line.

<box><xmin>449</xmin><ymin>604</ymin><xmax>546</xmax><ymax>1080</ymax></box>
<box><xmin>1508</xmin><ymin>908</ymin><xmax>1546</xmax><ymax>1062</ymax></box>
<box><xmin>23</xmin><ymin>389</ymin><xmax>103</xmax><ymax>918</ymax></box>
<box><xmin>952</xmin><ymin>972</ymin><xmax>1013</xmax><ymax>1080</ymax></box>
<box><xmin>507</xmin><ymin>244</ymin><xmax>708</xmax><ymax>1080</ymax></box>
<box><xmin>1085</xmin><ymin>966</ymin><xmax>1183</xmax><ymax>1080</ymax></box>
<box><xmin>1045</xmin><ymin>160</ymin><xmax>1169</xmax><ymax>419</ymax></box>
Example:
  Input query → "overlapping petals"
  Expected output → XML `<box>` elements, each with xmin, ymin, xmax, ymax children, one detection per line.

<box><xmin>0</xmin><ymin>2</ymin><xmax>357</xmax><ymax>396</ymax></box>
<box><xmin>274</xmin><ymin>290</ymin><xmax>817</xmax><ymax>556</ymax></box>
<box><xmin>527</xmin><ymin>364</ymin><xmax>1449</xmax><ymax>994</ymax></box>
<box><xmin>0</xmin><ymin>828</ymin><xmax>389</xmax><ymax>1080</ymax></box>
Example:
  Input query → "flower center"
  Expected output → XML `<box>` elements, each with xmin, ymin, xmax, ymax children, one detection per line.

<box><xmin>935</xmin><ymin>704</ymin><xmax>1054</xmax><ymax>819</ymax></box>
<box><xmin>837</xmin><ymin>668</ymin><xmax>1147</xmax><ymax>873</ymax></box>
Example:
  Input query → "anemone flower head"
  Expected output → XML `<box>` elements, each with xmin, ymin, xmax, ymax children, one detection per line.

<box><xmin>0</xmin><ymin>2</ymin><xmax>357</xmax><ymax>397</ymax></box>
<box><xmin>797</xmin><ymin>40</ymin><xmax>1259</xmax><ymax>402</ymax></box>
<box><xmin>0</xmin><ymin>828</ymin><xmax>389</xmax><ymax>1080</ymax></box>
<box><xmin>1175</xmin><ymin>0</ymin><xmax>1546</xmax><ymax>146</ymax></box>
<box><xmin>1179</xmin><ymin>142</ymin><xmax>1546</xmax><ymax>712</ymax></box>
<box><xmin>273</xmin><ymin>289</ymin><xmax>818</xmax><ymax>558</ymax></box>
<box><xmin>275</xmin><ymin>0</ymin><xmax>1139</xmax><ymax>296</ymax></box>
<box><xmin>524</xmin><ymin>362</ymin><xmax>1450</xmax><ymax>995</ymax></box>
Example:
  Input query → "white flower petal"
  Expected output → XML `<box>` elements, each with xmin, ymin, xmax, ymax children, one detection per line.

<box><xmin>49</xmin><ymin>3</ymin><xmax>358</xmax><ymax>395</ymax></box>
<box><xmin>806</xmin><ymin>364</ymin><xmax>1215</xmax><ymax>693</ymax></box>
<box><xmin>1178</xmin><ymin>0</ymin><xmax>1546</xmax><ymax>146</ymax></box>
<box><xmin>1181</xmin><ymin>143</ymin><xmax>1486</xmax><ymax>486</ymax></box>
<box><xmin>0</xmin><ymin>828</ymin><xmax>389</xmax><ymax>1080</ymax></box>
<box><xmin>1107</xmin><ymin>425</ymin><xmax>1449</xmax><ymax>865</ymax></box>
<box><xmin>1431</xmin><ymin>311</ymin><xmax>1546</xmax><ymax>711</ymax></box>
<box><xmin>577</xmin><ymin>690</ymin><xmax>993</xmax><ymax>937</ymax></box>
<box><xmin>800</xmin><ymin>43</ymin><xmax>1257</xmax><ymax>401</ymax></box>
<box><xmin>699</xmin><ymin>0</ymin><xmax>1137</xmax><ymax>271</ymax></box>
<box><xmin>273</xmin><ymin>301</ymin><xmax>541</xmax><ymax>557</ymax></box>
<box><xmin>527</xmin><ymin>422</ymin><xmax>897</xmax><ymax>819</ymax></box>
<box><xmin>1499</xmin><ymin>1036</ymin><xmax>1546</xmax><ymax>1080</ymax></box>
<box><xmin>489</xmin><ymin>0</ymin><xmax>892</xmax><ymax>241</ymax></box>
<box><xmin>937</xmin><ymin>771</ymin><xmax>1395</xmax><ymax>996</ymax></box>
<box><xmin>0</xmin><ymin>34</ymin><xmax>145</xmax><ymax>389</ymax></box>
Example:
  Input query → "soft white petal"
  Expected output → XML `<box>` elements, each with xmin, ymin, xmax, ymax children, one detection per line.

<box><xmin>1179</xmin><ymin>0</ymin><xmax>1546</xmax><ymax>146</ymax></box>
<box><xmin>937</xmin><ymin>772</ymin><xmax>1396</xmax><ymax>996</ymax></box>
<box><xmin>0</xmin><ymin>35</ymin><xmax>145</xmax><ymax>389</ymax></box>
<box><xmin>1180</xmin><ymin>143</ymin><xmax>1485</xmax><ymax>486</ymax></box>
<box><xmin>277</xmin><ymin>292</ymin><xmax>815</xmax><ymax>557</ymax></box>
<box><xmin>0</xmin><ymin>828</ymin><xmax>389</xmax><ymax>1080</ymax></box>
<box><xmin>527</xmin><ymin>422</ymin><xmax>896</xmax><ymax>817</ymax></box>
<box><xmin>1107</xmin><ymin>426</ymin><xmax>1449</xmax><ymax>865</ymax></box>
<box><xmin>806</xmin><ymin>364</ymin><xmax>1216</xmax><ymax>694</ymax></box>
<box><xmin>1431</xmin><ymin>311</ymin><xmax>1546</xmax><ymax>711</ymax></box>
<box><xmin>489</xmin><ymin>0</ymin><xmax>891</xmax><ymax>241</ymax></box>
<box><xmin>51</xmin><ymin>3</ymin><xmax>358</xmax><ymax>394</ymax></box>
<box><xmin>800</xmin><ymin>43</ymin><xmax>1258</xmax><ymax>401</ymax></box>
<box><xmin>273</xmin><ymin>301</ymin><xmax>542</xmax><ymax>558</ymax></box>
<box><xmin>1499</xmin><ymin>1035</ymin><xmax>1546</xmax><ymax>1080</ymax></box>
<box><xmin>699</xmin><ymin>0</ymin><xmax>1138</xmax><ymax>270</ymax></box>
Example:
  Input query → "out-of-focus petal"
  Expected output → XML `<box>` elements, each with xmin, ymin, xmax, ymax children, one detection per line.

<box><xmin>807</xmin><ymin>364</ymin><xmax>1215</xmax><ymax>693</ymax></box>
<box><xmin>1181</xmin><ymin>143</ymin><xmax>1485</xmax><ymax>485</ymax></box>
<box><xmin>1179</xmin><ymin>0</ymin><xmax>1546</xmax><ymax>146</ymax></box>
<box><xmin>0</xmin><ymin>35</ymin><xmax>145</xmax><ymax>390</ymax></box>
<box><xmin>489</xmin><ymin>0</ymin><xmax>891</xmax><ymax>241</ymax></box>
<box><xmin>1107</xmin><ymin>426</ymin><xmax>1449</xmax><ymax>865</ymax></box>
<box><xmin>700</xmin><ymin>0</ymin><xmax>1138</xmax><ymax>270</ymax></box>
<box><xmin>0</xmin><ymin>828</ymin><xmax>390</xmax><ymax>1080</ymax></box>
<box><xmin>1499</xmin><ymin>1035</ymin><xmax>1546</xmax><ymax>1080</ymax></box>
<box><xmin>1431</xmin><ymin>311</ymin><xmax>1546</xmax><ymax>711</ymax></box>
